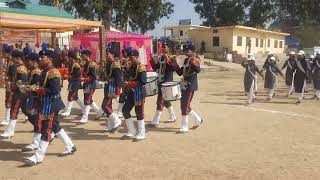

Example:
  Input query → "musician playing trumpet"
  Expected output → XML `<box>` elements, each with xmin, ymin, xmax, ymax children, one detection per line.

<box><xmin>147</xmin><ymin>42</ymin><xmax>177</xmax><ymax>128</ymax></box>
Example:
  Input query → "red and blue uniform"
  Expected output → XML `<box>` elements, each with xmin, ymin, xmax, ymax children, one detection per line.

<box><xmin>101</xmin><ymin>61</ymin><xmax>122</xmax><ymax>116</ymax></box>
<box><xmin>122</xmin><ymin>63</ymin><xmax>147</xmax><ymax>120</ymax></box>
<box><xmin>82</xmin><ymin>61</ymin><xmax>97</xmax><ymax>105</ymax></box>
<box><xmin>10</xmin><ymin>64</ymin><xmax>28</xmax><ymax>120</ymax></box>
<box><xmin>175</xmin><ymin>57</ymin><xmax>201</xmax><ymax>115</ymax></box>
<box><xmin>37</xmin><ymin>67</ymin><xmax>65</xmax><ymax>141</ymax></box>
<box><xmin>151</xmin><ymin>54</ymin><xmax>175</xmax><ymax>111</ymax></box>
<box><xmin>67</xmin><ymin>62</ymin><xmax>81</xmax><ymax>101</ymax></box>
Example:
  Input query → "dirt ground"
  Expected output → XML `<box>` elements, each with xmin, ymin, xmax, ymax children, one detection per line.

<box><xmin>1</xmin><ymin>68</ymin><xmax>320</xmax><ymax>180</ymax></box>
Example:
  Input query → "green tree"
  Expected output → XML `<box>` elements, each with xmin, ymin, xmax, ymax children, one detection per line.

<box><xmin>190</xmin><ymin>0</ymin><xmax>251</xmax><ymax>27</ymax></box>
<box><xmin>43</xmin><ymin>0</ymin><xmax>174</xmax><ymax>33</ymax></box>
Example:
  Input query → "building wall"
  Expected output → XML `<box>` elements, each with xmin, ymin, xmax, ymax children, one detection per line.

<box><xmin>231</xmin><ymin>28</ymin><xmax>286</xmax><ymax>55</ymax></box>
<box><xmin>188</xmin><ymin>28</ymin><xmax>233</xmax><ymax>53</ymax></box>
<box><xmin>165</xmin><ymin>26</ymin><xmax>192</xmax><ymax>42</ymax></box>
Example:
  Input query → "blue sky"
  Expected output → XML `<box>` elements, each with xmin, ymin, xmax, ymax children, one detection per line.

<box><xmin>146</xmin><ymin>0</ymin><xmax>203</xmax><ymax>37</ymax></box>
<box><xmin>30</xmin><ymin>0</ymin><xmax>202</xmax><ymax>37</ymax></box>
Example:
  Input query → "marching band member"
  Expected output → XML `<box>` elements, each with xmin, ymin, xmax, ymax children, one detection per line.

<box><xmin>1</xmin><ymin>45</ymin><xmax>14</xmax><ymax>126</ymax></box>
<box><xmin>101</xmin><ymin>48</ymin><xmax>122</xmax><ymax>132</ymax></box>
<box><xmin>241</xmin><ymin>56</ymin><xmax>264</xmax><ymax>104</ymax></box>
<box><xmin>294</xmin><ymin>50</ymin><xmax>308</xmax><ymax>104</ymax></box>
<box><xmin>148</xmin><ymin>42</ymin><xmax>177</xmax><ymax>127</ymax></box>
<box><xmin>79</xmin><ymin>50</ymin><xmax>103</xmax><ymax>124</ymax></box>
<box><xmin>312</xmin><ymin>52</ymin><xmax>320</xmax><ymax>100</ymax></box>
<box><xmin>21</xmin><ymin>53</ymin><xmax>42</xmax><ymax>151</ymax></box>
<box><xmin>264</xmin><ymin>56</ymin><xmax>284</xmax><ymax>101</ymax></box>
<box><xmin>172</xmin><ymin>44</ymin><xmax>203</xmax><ymax>133</ymax></box>
<box><xmin>25</xmin><ymin>50</ymin><xmax>76</xmax><ymax>166</ymax></box>
<box><xmin>261</xmin><ymin>52</ymin><xmax>274</xmax><ymax>71</ymax></box>
<box><xmin>306</xmin><ymin>55</ymin><xmax>315</xmax><ymax>92</ymax></box>
<box><xmin>281</xmin><ymin>51</ymin><xmax>297</xmax><ymax>96</ymax></box>
<box><xmin>121</xmin><ymin>50</ymin><xmax>147</xmax><ymax>141</ymax></box>
<box><xmin>116</xmin><ymin>47</ymin><xmax>132</xmax><ymax>118</ymax></box>
<box><xmin>61</xmin><ymin>51</ymin><xmax>84</xmax><ymax>117</ymax></box>
<box><xmin>1</xmin><ymin>50</ymin><xmax>28</xmax><ymax>138</ymax></box>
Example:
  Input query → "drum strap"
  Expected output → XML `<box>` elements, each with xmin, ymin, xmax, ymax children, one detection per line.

<box><xmin>269</xmin><ymin>66</ymin><xmax>278</xmax><ymax>78</ymax></box>
<box><xmin>316</xmin><ymin>60</ymin><xmax>320</xmax><ymax>69</ymax></box>
<box><xmin>297</xmin><ymin>61</ymin><xmax>306</xmax><ymax>74</ymax></box>
<box><xmin>288</xmin><ymin>60</ymin><xmax>293</xmax><ymax>70</ymax></box>
<box><xmin>247</xmin><ymin>65</ymin><xmax>257</xmax><ymax>79</ymax></box>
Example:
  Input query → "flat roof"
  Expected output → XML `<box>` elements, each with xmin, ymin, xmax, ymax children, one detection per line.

<box><xmin>0</xmin><ymin>12</ymin><xmax>102</xmax><ymax>32</ymax></box>
<box><xmin>163</xmin><ymin>24</ymin><xmax>290</xmax><ymax>36</ymax></box>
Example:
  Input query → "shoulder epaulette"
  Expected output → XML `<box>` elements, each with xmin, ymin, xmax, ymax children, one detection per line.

<box><xmin>112</xmin><ymin>61</ymin><xmax>121</xmax><ymax>69</ymax></box>
<box><xmin>138</xmin><ymin>64</ymin><xmax>146</xmax><ymax>72</ymax></box>
<box><xmin>89</xmin><ymin>61</ymin><xmax>98</xmax><ymax>68</ymax></box>
<box><xmin>48</xmin><ymin>69</ymin><xmax>61</xmax><ymax>79</ymax></box>
<box><xmin>17</xmin><ymin>65</ymin><xmax>28</xmax><ymax>74</ymax></box>
<box><xmin>32</xmin><ymin>68</ymin><xmax>42</xmax><ymax>76</ymax></box>
<box><xmin>73</xmin><ymin>63</ymin><xmax>81</xmax><ymax>69</ymax></box>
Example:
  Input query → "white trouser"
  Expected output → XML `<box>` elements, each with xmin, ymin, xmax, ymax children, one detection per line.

<box><xmin>298</xmin><ymin>80</ymin><xmax>306</xmax><ymax>101</ymax></box>
<box><xmin>248</xmin><ymin>80</ymin><xmax>256</xmax><ymax>103</ymax></box>
<box><xmin>315</xmin><ymin>90</ymin><xmax>320</xmax><ymax>98</ymax></box>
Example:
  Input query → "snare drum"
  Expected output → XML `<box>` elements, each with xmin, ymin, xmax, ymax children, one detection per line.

<box><xmin>161</xmin><ymin>81</ymin><xmax>182</xmax><ymax>101</ymax></box>
<box><xmin>144</xmin><ymin>77</ymin><xmax>158</xmax><ymax>97</ymax></box>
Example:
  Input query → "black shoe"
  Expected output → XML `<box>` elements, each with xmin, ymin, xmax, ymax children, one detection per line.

<box><xmin>146</xmin><ymin>123</ymin><xmax>158</xmax><ymax>128</ymax></box>
<box><xmin>21</xmin><ymin>147</ymin><xmax>37</xmax><ymax>152</ymax></box>
<box><xmin>120</xmin><ymin>135</ymin><xmax>134</xmax><ymax>140</ymax></box>
<box><xmin>23</xmin><ymin>159</ymin><xmax>37</xmax><ymax>166</ymax></box>
<box><xmin>109</xmin><ymin>125</ymin><xmax>121</xmax><ymax>133</ymax></box>
<box><xmin>164</xmin><ymin>120</ymin><xmax>176</xmax><ymax>124</ymax></box>
<box><xmin>192</xmin><ymin>118</ymin><xmax>204</xmax><ymax>129</ymax></box>
<box><xmin>176</xmin><ymin>130</ymin><xmax>188</xmax><ymax>134</ymax></box>
<box><xmin>265</xmin><ymin>98</ymin><xmax>271</xmax><ymax>101</ymax></box>
<box><xmin>95</xmin><ymin>113</ymin><xmax>105</xmax><ymax>120</ymax></box>
<box><xmin>58</xmin><ymin>146</ymin><xmax>77</xmax><ymax>157</ymax></box>
<box><xmin>295</xmin><ymin>100</ymin><xmax>301</xmax><ymax>105</ymax></box>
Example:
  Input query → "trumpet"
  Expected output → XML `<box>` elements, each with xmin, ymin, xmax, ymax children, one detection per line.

<box><xmin>18</xmin><ymin>84</ymin><xmax>39</xmax><ymax>94</ymax></box>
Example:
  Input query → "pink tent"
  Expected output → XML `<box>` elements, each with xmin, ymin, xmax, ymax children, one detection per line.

<box><xmin>71</xmin><ymin>31</ymin><xmax>153</xmax><ymax>71</ymax></box>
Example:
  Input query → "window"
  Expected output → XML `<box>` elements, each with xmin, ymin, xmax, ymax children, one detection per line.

<box><xmin>213</xmin><ymin>36</ymin><xmax>219</xmax><ymax>47</ymax></box>
<box><xmin>237</xmin><ymin>36</ymin><xmax>242</xmax><ymax>46</ymax></box>
<box><xmin>279</xmin><ymin>41</ymin><xmax>283</xmax><ymax>48</ymax></box>
<box><xmin>274</xmin><ymin>40</ymin><xmax>278</xmax><ymax>48</ymax></box>
<box><xmin>267</xmin><ymin>39</ymin><xmax>270</xmax><ymax>47</ymax></box>
<box><xmin>179</xmin><ymin>30</ymin><xmax>183</xmax><ymax>36</ymax></box>
<box><xmin>256</xmin><ymin>38</ymin><xmax>259</xmax><ymax>47</ymax></box>
<box><xmin>260</xmin><ymin>39</ymin><xmax>264</xmax><ymax>48</ymax></box>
